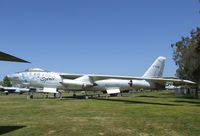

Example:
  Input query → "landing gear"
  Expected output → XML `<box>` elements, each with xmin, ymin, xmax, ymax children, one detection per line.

<box><xmin>58</xmin><ymin>91</ymin><xmax>62</xmax><ymax>99</ymax></box>
<box><xmin>110</xmin><ymin>93</ymin><xmax>118</xmax><ymax>97</ymax></box>
<box><xmin>85</xmin><ymin>91</ymin><xmax>88</xmax><ymax>99</ymax></box>
<box><xmin>27</xmin><ymin>92</ymin><xmax>34</xmax><ymax>99</ymax></box>
<box><xmin>53</xmin><ymin>93</ymin><xmax>56</xmax><ymax>98</ymax></box>
<box><xmin>73</xmin><ymin>93</ymin><xmax>76</xmax><ymax>98</ymax></box>
<box><xmin>84</xmin><ymin>95</ymin><xmax>89</xmax><ymax>99</ymax></box>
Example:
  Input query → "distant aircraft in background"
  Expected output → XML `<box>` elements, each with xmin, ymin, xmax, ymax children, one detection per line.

<box><xmin>0</xmin><ymin>85</ymin><xmax>29</xmax><ymax>94</ymax></box>
<box><xmin>7</xmin><ymin>56</ymin><xmax>196</xmax><ymax>97</ymax></box>
<box><xmin>0</xmin><ymin>51</ymin><xmax>30</xmax><ymax>63</ymax></box>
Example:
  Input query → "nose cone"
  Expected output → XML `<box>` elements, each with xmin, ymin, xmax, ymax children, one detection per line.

<box><xmin>7</xmin><ymin>73</ymin><xmax>19</xmax><ymax>81</ymax></box>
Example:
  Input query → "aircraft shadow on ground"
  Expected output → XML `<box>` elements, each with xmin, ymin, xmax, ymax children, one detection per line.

<box><xmin>137</xmin><ymin>95</ymin><xmax>175</xmax><ymax>99</ymax></box>
<box><xmin>94</xmin><ymin>98</ymin><xmax>181</xmax><ymax>106</ymax></box>
<box><xmin>61</xmin><ymin>95</ymin><xmax>96</xmax><ymax>100</ymax></box>
<box><xmin>173</xmin><ymin>100</ymin><xmax>200</xmax><ymax>105</ymax></box>
<box><xmin>31</xmin><ymin>94</ymin><xmax>89</xmax><ymax>100</ymax></box>
<box><xmin>59</xmin><ymin>95</ymin><xmax>181</xmax><ymax>106</ymax></box>
<box><xmin>61</xmin><ymin>95</ymin><xmax>84</xmax><ymax>99</ymax></box>
<box><xmin>137</xmin><ymin>95</ymin><xmax>161</xmax><ymax>98</ymax></box>
<box><xmin>0</xmin><ymin>126</ymin><xmax>26</xmax><ymax>135</ymax></box>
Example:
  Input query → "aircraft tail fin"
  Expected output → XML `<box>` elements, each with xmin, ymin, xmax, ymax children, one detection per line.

<box><xmin>142</xmin><ymin>56</ymin><xmax>166</xmax><ymax>78</ymax></box>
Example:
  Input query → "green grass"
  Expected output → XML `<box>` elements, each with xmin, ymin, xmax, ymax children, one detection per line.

<box><xmin>0</xmin><ymin>91</ymin><xmax>200</xmax><ymax>136</ymax></box>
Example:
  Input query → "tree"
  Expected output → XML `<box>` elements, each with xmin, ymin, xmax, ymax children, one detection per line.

<box><xmin>2</xmin><ymin>76</ymin><xmax>12</xmax><ymax>87</ymax></box>
<box><xmin>172</xmin><ymin>28</ymin><xmax>200</xmax><ymax>83</ymax></box>
<box><xmin>171</xmin><ymin>27</ymin><xmax>200</xmax><ymax>98</ymax></box>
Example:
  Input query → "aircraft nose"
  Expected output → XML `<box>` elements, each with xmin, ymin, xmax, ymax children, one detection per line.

<box><xmin>7</xmin><ymin>74</ymin><xmax>19</xmax><ymax>80</ymax></box>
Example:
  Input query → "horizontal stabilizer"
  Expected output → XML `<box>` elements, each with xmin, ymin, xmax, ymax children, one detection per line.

<box><xmin>106</xmin><ymin>88</ymin><xmax>120</xmax><ymax>94</ymax></box>
<box><xmin>144</xmin><ymin>77</ymin><xmax>196</xmax><ymax>86</ymax></box>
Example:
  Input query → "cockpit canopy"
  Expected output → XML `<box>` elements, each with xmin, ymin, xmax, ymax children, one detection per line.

<box><xmin>24</xmin><ymin>68</ymin><xmax>46</xmax><ymax>72</ymax></box>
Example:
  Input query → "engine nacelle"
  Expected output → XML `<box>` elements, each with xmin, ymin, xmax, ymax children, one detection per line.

<box><xmin>62</xmin><ymin>79</ymin><xmax>92</xmax><ymax>89</ymax></box>
<box><xmin>95</xmin><ymin>79</ymin><xmax>151</xmax><ymax>89</ymax></box>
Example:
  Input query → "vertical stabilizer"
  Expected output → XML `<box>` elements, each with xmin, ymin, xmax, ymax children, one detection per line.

<box><xmin>142</xmin><ymin>56</ymin><xmax>166</xmax><ymax>78</ymax></box>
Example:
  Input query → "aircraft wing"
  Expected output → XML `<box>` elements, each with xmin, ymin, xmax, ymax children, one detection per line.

<box><xmin>0</xmin><ymin>51</ymin><xmax>30</xmax><ymax>63</ymax></box>
<box><xmin>60</xmin><ymin>73</ymin><xmax>143</xmax><ymax>80</ymax></box>
<box><xmin>60</xmin><ymin>73</ymin><xmax>196</xmax><ymax>86</ymax></box>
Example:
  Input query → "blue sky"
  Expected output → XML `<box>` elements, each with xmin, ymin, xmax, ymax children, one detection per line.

<box><xmin>0</xmin><ymin>0</ymin><xmax>200</xmax><ymax>79</ymax></box>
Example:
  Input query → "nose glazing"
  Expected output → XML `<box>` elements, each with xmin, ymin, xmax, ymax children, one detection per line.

<box><xmin>7</xmin><ymin>74</ymin><xmax>19</xmax><ymax>80</ymax></box>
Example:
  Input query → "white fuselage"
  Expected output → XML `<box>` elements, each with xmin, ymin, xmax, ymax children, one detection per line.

<box><xmin>9</xmin><ymin>71</ymin><xmax>152</xmax><ymax>92</ymax></box>
<box><xmin>11</xmin><ymin>71</ymin><xmax>63</xmax><ymax>89</ymax></box>
<box><xmin>7</xmin><ymin>56</ymin><xmax>170</xmax><ymax>94</ymax></box>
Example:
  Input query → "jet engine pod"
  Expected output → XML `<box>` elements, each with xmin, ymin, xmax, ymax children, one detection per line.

<box><xmin>62</xmin><ymin>79</ymin><xmax>92</xmax><ymax>89</ymax></box>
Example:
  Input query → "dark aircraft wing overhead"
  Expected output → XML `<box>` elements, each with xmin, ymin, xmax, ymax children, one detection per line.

<box><xmin>0</xmin><ymin>51</ymin><xmax>30</xmax><ymax>63</ymax></box>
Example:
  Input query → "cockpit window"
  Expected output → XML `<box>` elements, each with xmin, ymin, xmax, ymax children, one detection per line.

<box><xmin>24</xmin><ymin>68</ymin><xmax>47</xmax><ymax>72</ymax></box>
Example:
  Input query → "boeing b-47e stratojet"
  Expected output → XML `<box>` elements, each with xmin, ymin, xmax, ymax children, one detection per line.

<box><xmin>7</xmin><ymin>56</ymin><xmax>196</xmax><ymax>96</ymax></box>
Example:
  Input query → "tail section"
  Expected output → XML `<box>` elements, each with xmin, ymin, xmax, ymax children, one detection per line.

<box><xmin>142</xmin><ymin>56</ymin><xmax>166</xmax><ymax>78</ymax></box>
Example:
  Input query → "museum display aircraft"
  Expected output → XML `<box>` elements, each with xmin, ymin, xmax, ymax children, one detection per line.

<box><xmin>0</xmin><ymin>85</ymin><xmax>29</xmax><ymax>94</ymax></box>
<box><xmin>7</xmin><ymin>56</ymin><xmax>196</xmax><ymax>96</ymax></box>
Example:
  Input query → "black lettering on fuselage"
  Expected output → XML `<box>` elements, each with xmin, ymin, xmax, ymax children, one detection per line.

<box><xmin>40</xmin><ymin>77</ymin><xmax>55</xmax><ymax>82</ymax></box>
